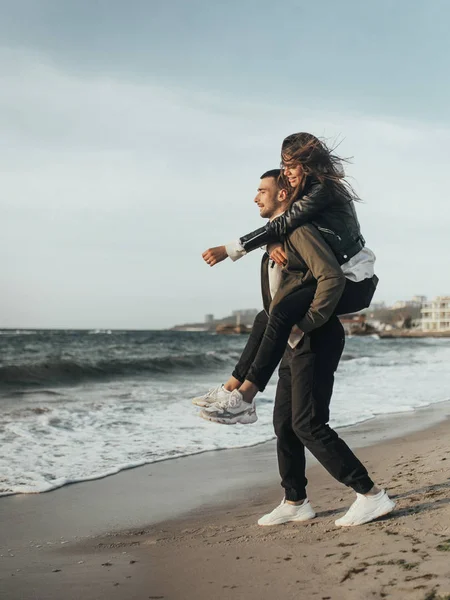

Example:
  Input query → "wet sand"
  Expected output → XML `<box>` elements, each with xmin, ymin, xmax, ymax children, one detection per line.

<box><xmin>1</xmin><ymin>401</ymin><xmax>450</xmax><ymax>600</ymax></box>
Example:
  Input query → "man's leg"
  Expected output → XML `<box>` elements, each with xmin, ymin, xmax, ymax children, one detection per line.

<box><xmin>290</xmin><ymin>317</ymin><xmax>374</xmax><ymax>491</ymax></box>
<box><xmin>257</xmin><ymin>349</ymin><xmax>315</xmax><ymax>526</ymax></box>
<box><xmin>273</xmin><ymin>351</ymin><xmax>308</xmax><ymax>502</ymax></box>
<box><xmin>289</xmin><ymin>316</ymin><xmax>395</xmax><ymax>526</ymax></box>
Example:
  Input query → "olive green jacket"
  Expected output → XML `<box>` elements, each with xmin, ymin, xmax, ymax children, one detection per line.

<box><xmin>260</xmin><ymin>224</ymin><xmax>346</xmax><ymax>333</ymax></box>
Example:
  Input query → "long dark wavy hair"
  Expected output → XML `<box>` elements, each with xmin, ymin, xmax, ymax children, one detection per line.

<box><xmin>280</xmin><ymin>132</ymin><xmax>360</xmax><ymax>204</ymax></box>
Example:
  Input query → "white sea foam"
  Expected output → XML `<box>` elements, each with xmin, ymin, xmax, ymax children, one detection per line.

<box><xmin>1</xmin><ymin>336</ymin><xmax>450</xmax><ymax>496</ymax></box>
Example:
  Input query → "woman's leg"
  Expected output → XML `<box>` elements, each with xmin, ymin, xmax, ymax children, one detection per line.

<box><xmin>240</xmin><ymin>285</ymin><xmax>316</xmax><ymax>398</ymax></box>
<box><xmin>202</xmin><ymin>275</ymin><xmax>377</xmax><ymax>399</ymax></box>
<box><xmin>336</xmin><ymin>275</ymin><xmax>378</xmax><ymax>315</ymax></box>
<box><xmin>236</xmin><ymin>275</ymin><xmax>376</xmax><ymax>401</ymax></box>
<box><xmin>224</xmin><ymin>310</ymin><xmax>268</xmax><ymax>390</ymax></box>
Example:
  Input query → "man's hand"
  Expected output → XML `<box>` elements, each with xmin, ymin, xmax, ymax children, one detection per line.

<box><xmin>202</xmin><ymin>246</ymin><xmax>228</xmax><ymax>266</ymax></box>
<box><xmin>267</xmin><ymin>242</ymin><xmax>287</xmax><ymax>266</ymax></box>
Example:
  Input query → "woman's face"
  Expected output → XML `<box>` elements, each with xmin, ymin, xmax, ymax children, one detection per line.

<box><xmin>282</xmin><ymin>158</ymin><xmax>304</xmax><ymax>188</ymax></box>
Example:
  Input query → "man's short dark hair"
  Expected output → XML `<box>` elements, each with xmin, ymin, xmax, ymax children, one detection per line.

<box><xmin>260</xmin><ymin>169</ymin><xmax>283</xmax><ymax>189</ymax></box>
<box><xmin>261</xmin><ymin>169</ymin><xmax>281</xmax><ymax>180</ymax></box>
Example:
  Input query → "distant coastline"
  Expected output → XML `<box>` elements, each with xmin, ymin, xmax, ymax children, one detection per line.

<box><xmin>172</xmin><ymin>295</ymin><xmax>450</xmax><ymax>338</ymax></box>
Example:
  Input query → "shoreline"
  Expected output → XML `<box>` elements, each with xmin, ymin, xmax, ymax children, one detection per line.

<box><xmin>378</xmin><ymin>331</ymin><xmax>450</xmax><ymax>338</ymax></box>
<box><xmin>1</xmin><ymin>400</ymin><xmax>450</xmax><ymax>599</ymax></box>
<box><xmin>1</xmin><ymin>400</ymin><xmax>449</xmax><ymax>541</ymax></box>
<box><xmin>2</xmin><ymin>398</ymin><xmax>449</xmax><ymax>501</ymax></box>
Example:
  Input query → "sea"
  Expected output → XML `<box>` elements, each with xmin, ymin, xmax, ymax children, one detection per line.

<box><xmin>1</xmin><ymin>329</ymin><xmax>450</xmax><ymax>497</ymax></box>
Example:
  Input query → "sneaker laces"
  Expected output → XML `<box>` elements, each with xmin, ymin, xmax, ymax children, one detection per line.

<box><xmin>342</xmin><ymin>494</ymin><xmax>364</xmax><ymax>519</ymax></box>
<box><xmin>204</xmin><ymin>385</ymin><xmax>221</xmax><ymax>399</ymax></box>
<box><xmin>215</xmin><ymin>390</ymin><xmax>242</xmax><ymax>409</ymax></box>
<box><xmin>265</xmin><ymin>498</ymin><xmax>286</xmax><ymax>516</ymax></box>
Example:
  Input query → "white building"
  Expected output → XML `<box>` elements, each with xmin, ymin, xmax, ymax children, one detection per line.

<box><xmin>391</xmin><ymin>301</ymin><xmax>408</xmax><ymax>310</ymax></box>
<box><xmin>368</xmin><ymin>301</ymin><xmax>386</xmax><ymax>311</ymax></box>
<box><xmin>411</xmin><ymin>295</ymin><xmax>427</xmax><ymax>305</ymax></box>
<box><xmin>421</xmin><ymin>296</ymin><xmax>450</xmax><ymax>332</ymax></box>
<box><xmin>231</xmin><ymin>309</ymin><xmax>259</xmax><ymax>325</ymax></box>
<box><xmin>232</xmin><ymin>309</ymin><xmax>259</xmax><ymax>318</ymax></box>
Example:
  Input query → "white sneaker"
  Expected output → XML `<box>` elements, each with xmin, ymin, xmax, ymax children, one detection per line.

<box><xmin>258</xmin><ymin>498</ymin><xmax>316</xmax><ymax>526</ymax></box>
<box><xmin>199</xmin><ymin>389</ymin><xmax>257</xmax><ymax>425</ymax></box>
<box><xmin>335</xmin><ymin>489</ymin><xmax>396</xmax><ymax>527</ymax></box>
<box><xmin>192</xmin><ymin>385</ymin><xmax>231</xmax><ymax>407</ymax></box>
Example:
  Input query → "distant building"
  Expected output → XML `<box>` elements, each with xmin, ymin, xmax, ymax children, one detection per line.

<box><xmin>421</xmin><ymin>296</ymin><xmax>450</xmax><ymax>332</ymax></box>
<box><xmin>390</xmin><ymin>301</ymin><xmax>408</xmax><ymax>310</ymax></box>
<box><xmin>411</xmin><ymin>295</ymin><xmax>427</xmax><ymax>305</ymax></box>
<box><xmin>173</xmin><ymin>308</ymin><xmax>258</xmax><ymax>331</ymax></box>
<box><xmin>231</xmin><ymin>309</ymin><xmax>259</xmax><ymax>326</ymax></box>
<box><xmin>340</xmin><ymin>314</ymin><xmax>367</xmax><ymax>335</ymax></box>
<box><xmin>368</xmin><ymin>301</ymin><xmax>386</xmax><ymax>311</ymax></box>
<box><xmin>231</xmin><ymin>309</ymin><xmax>259</xmax><ymax>318</ymax></box>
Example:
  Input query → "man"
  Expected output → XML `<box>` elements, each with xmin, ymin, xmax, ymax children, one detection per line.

<box><xmin>195</xmin><ymin>170</ymin><xmax>395</xmax><ymax>527</ymax></box>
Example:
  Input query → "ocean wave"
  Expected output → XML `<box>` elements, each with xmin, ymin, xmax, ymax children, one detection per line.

<box><xmin>0</xmin><ymin>330</ymin><xmax>39</xmax><ymax>336</ymax></box>
<box><xmin>8</xmin><ymin>389</ymin><xmax>64</xmax><ymax>398</ymax></box>
<box><xmin>341</xmin><ymin>354</ymin><xmax>364</xmax><ymax>361</ymax></box>
<box><xmin>0</xmin><ymin>351</ymin><xmax>238</xmax><ymax>388</ymax></box>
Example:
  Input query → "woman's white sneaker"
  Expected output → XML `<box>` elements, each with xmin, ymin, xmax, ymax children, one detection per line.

<box><xmin>258</xmin><ymin>498</ymin><xmax>316</xmax><ymax>526</ymax></box>
<box><xmin>335</xmin><ymin>489</ymin><xmax>395</xmax><ymax>527</ymax></box>
<box><xmin>192</xmin><ymin>385</ymin><xmax>231</xmax><ymax>407</ymax></box>
<box><xmin>199</xmin><ymin>389</ymin><xmax>257</xmax><ymax>425</ymax></box>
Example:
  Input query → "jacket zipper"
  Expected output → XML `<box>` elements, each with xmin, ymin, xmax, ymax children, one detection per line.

<box><xmin>317</xmin><ymin>226</ymin><xmax>342</xmax><ymax>241</ymax></box>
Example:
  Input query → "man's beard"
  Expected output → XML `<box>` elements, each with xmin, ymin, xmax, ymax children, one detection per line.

<box><xmin>260</xmin><ymin>208</ymin><xmax>274</xmax><ymax>219</ymax></box>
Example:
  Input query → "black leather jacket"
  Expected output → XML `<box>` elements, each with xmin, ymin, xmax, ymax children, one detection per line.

<box><xmin>240</xmin><ymin>177</ymin><xmax>365</xmax><ymax>265</ymax></box>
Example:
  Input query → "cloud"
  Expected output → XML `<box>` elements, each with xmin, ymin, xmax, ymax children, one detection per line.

<box><xmin>1</xmin><ymin>48</ymin><xmax>449</xmax><ymax>328</ymax></box>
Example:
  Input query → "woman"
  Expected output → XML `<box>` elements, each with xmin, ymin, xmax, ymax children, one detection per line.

<box><xmin>198</xmin><ymin>133</ymin><xmax>377</xmax><ymax>423</ymax></box>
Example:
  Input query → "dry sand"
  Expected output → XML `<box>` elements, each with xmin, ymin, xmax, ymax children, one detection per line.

<box><xmin>1</xmin><ymin>403</ymin><xmax>449</xmax><ymax>600</ymax></box>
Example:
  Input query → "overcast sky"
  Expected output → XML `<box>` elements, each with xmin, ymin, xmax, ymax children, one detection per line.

<box><xmin>2</xmin><ymin>0</ymin><xmax>449</xmax><ymax>329</ymax></box>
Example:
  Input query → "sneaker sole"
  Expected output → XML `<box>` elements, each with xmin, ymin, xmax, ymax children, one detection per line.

<box><xmin>335</xmin><ymin>499</ymin><xmax>396</xmax><ymax>527</ymax></box>
<box><xmin>258</xmin><ymin>511</ymin><xmax>316</xmax><ymax>526</ymax></box>
<box><xmin>199</xmin><ymin>411</ymin><xmax>258</xmax><ymax>425</ymax></box>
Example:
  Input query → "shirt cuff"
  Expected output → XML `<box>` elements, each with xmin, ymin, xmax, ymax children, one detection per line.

<box><xmin>225</xmin><ymin>240</ymin><xmax>246</xmax><ymax>262</ymax></box>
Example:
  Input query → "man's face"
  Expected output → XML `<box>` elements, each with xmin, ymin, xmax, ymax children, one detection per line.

<box><xmin>254</xmin><ymin>177</ymin><xmax>280</xmax><ymax>219</ymax></box>
<box><xmin>282</xmin><ymin>157</ymin><xmax>304</xmax><ymax>188</ymax></box>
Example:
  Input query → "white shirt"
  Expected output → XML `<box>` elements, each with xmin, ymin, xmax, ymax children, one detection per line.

<box><xmin>267</xmin><ymin>259</ymin><xmax>304</xmax><ymax>348</ymax></box>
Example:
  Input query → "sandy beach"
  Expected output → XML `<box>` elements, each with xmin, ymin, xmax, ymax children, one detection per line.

<box><xmin>1</xmin><ymin>401</ymin><xmax>450</xmax><ymax>600</ymax></box>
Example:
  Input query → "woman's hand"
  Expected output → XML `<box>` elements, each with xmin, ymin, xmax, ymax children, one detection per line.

<box><xmin>267</xmin><ymin>243</ymin><xmax>287</xmax><ymax>266</ymax></box>
<box><xmin>202</xmin><ymin>246</ymin><xmax>228</xmax><ymax>266</ymax></box>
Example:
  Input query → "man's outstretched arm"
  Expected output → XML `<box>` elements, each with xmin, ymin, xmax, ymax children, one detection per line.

<box><xmin>202</xmin><ymin>241</ymin><xmax>245</xmax><ymax>266</ymax></box>
<box><xmin>202</xmin><ymin>242</ymin><xmax>287</xmax><ymax>267</ymax></box>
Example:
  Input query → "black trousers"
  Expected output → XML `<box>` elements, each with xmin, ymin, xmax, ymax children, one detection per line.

<box><xmin>274</xmin><ymin>316</ymin><xmax>374</xmax><ymax>500</ymax></box>
<box><xmin>234</xmin><ymin>276</ymin><xmax>376</xmax><ymax>390</ymax></box>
